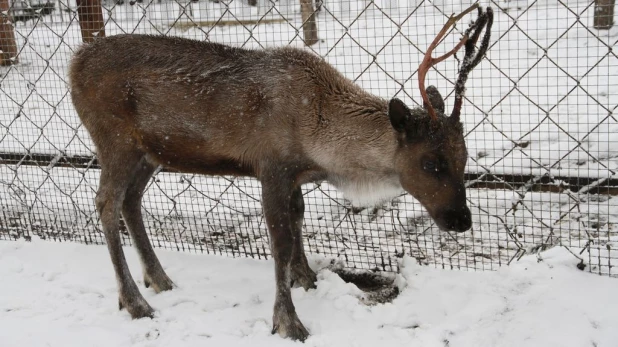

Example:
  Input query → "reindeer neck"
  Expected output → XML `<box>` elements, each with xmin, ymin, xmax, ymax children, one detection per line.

<box><xmin>303</xmin><ymin>87</ymin><xmax>403</xmax><ymax>205</ymax></box>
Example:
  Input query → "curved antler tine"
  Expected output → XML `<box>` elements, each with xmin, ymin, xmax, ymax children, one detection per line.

<box><xmin>419</xmin><ymin>3</ymin><xmax>480</xmax><ymax>121</ymax></box>
<box><xmin>465</xmin><ymin>8</ymin><xmax>487</xmax><ymax>47</ymax></box>
<box><xmin>450</xmin><ymin>6</ymin><xmax>494</xmax><ymax>121</ymax></box>
<box><xmin>468</xmin><ymin>7</ymin><xmax>494</xmax><ymax>70</ymax></box>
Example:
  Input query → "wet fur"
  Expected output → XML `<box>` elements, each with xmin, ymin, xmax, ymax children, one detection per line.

<box><xmin>69</xmin><ymin>34</ymin><xmax>471</xmax><ymax>341</ymax></box>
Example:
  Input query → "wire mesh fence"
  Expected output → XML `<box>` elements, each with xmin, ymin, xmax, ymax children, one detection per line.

<box><xmin>0</xmin><ymin>0</ymin><xmax>616</xmax><ymax>276</ymax></box>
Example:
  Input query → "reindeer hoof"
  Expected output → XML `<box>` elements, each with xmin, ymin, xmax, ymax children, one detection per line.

<box><xmin>291</xmin><ymin>265</ymin><xmax>317</xmax><ymax>291</ymax></box>
<box><xmin>272</xmin><ymin>319</ymin><xmax>310</xmax><ymax>342</ymax></box>
<box><xmin>119</xmin><ymin>295</ymin><xmax>155</xmax><ymax>319</ymax></box>
<box><xmin>144</xmin><ymin>271</ymin><xmax>175</xmax><ymax>293</ymax></box>
<box><xmin>272</xmin><ymin>307</ymin><xmax>310</xmax><ymax>341</ymax></box>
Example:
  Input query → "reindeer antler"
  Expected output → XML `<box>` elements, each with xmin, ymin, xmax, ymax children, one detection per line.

<box><xmin>418</xmin><ymin>3</ymin><xmax>480</xmax><ymax>120</ymax></box>
<box><xmin>451</xmin><ymin>7</ymin><xmax>493</xmax><ymax>121</ymax></box>
<box><xmin>418</xmin><ymin>3</ymin><xmax>479</xmax><ymax>119</ymax></box>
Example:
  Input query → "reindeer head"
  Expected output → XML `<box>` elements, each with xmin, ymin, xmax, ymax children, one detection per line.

<box><xmin>389</xmin><ymin>5</ymin><xmax>493</xmax><ymax>232</ymax></box>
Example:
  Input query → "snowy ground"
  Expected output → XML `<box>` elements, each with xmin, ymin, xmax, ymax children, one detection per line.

<box><xmin>1</xmin><ymin>239</ymin><xmax>617</xmax><ymax>347</ymax></box>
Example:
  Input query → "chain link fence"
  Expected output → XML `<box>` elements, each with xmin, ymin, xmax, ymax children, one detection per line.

<box><xmin>0</xmin><ymin>0</ymin><xmax>616</xmax><ymax>276</ymax></box>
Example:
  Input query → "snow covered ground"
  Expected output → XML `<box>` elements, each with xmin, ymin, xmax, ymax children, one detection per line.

<box><xmin>1</xmin><ymin>239</ymin><xmax>617</xmax><ymax>347</ymax></box>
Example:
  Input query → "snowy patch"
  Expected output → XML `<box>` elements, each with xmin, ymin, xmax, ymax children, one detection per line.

<box><xmin>1</xmin><ymin>240</ymin><xmax>617</xmax><ymax>347</ymax></box>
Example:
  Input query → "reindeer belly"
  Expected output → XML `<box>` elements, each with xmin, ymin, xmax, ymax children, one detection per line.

<box><xmin>119</xmin><ymin>77</ymin><xmax>265</xmax><ymax>176</ymax></box>
<box><xmin>131</xmin><ymin>115</ymin><xmax>256</xmax><ymax>177</ymax></box>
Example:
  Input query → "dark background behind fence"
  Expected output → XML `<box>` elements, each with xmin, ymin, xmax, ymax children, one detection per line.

<box><xmin>0</xmin><ymin>0</ymin><xmax>616</xmax><ymax>276</ymax></box>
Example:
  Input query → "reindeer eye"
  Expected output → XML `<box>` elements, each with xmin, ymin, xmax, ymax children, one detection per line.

<box><xmin>423</xmin><ymin>160</ymin><xmax>438</xmax><ymax>172</ymax></box>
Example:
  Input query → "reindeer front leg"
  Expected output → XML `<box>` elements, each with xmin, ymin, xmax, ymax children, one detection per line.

<box><xmin>261</xmin><ymin>173</ymin><xmax>310</xmax><ymax>341</ymax></box>
<box><xmin>289</xmin><ymin>186</ymin><xmax>317</xmax><ymax>290</ymax></box>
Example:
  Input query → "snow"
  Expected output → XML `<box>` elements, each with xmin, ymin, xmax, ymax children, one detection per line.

<box><xmin>1</xmin><ymin>239</ymin><xmax>617</xmax><ymax>347</ymax></box>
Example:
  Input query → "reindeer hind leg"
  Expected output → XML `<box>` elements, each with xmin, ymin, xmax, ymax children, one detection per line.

<box><xmin>122</xmin><ymin>156</ymin><xmax>175</xmax><ymax>293</ymax></box>
<box><xmin>97</xmin><ymin>150</ymin><xmax>154</xmax><ymax>319</ymax></box>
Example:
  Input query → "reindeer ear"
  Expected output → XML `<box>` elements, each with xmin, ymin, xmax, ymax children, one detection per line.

<box><xmin>424</xmin><ymin>86</ymin><xmax>445</xmax><ymax>115</ymax></box>
<box><xmin>388</xmin><ymin>98</ymin><xmax>411</xmax><ymax>133</ymax></box>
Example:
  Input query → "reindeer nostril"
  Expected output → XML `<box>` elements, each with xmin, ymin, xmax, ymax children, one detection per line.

<box><xmin>442</xmin><ymin>207</ymin><xmax>472</xmax><ymax>232</ymax></box>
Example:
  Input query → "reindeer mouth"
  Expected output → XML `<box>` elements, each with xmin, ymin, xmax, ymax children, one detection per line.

<box><xmin>434</xmin><ymin>206</ymin><xmax>472</xmax><ymax>232</ymax></box>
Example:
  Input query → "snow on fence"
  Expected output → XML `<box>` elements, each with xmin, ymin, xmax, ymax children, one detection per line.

<box><xmin>0</xmin><ymin>0</ymin><xmax>616</xmax><ymax>276</ymax></box>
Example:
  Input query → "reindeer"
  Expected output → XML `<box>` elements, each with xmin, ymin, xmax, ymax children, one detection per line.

<box><xmin>68</xmin><ymin>4</ymin><xmax>492</xmax><ymax>341</ymax></box>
